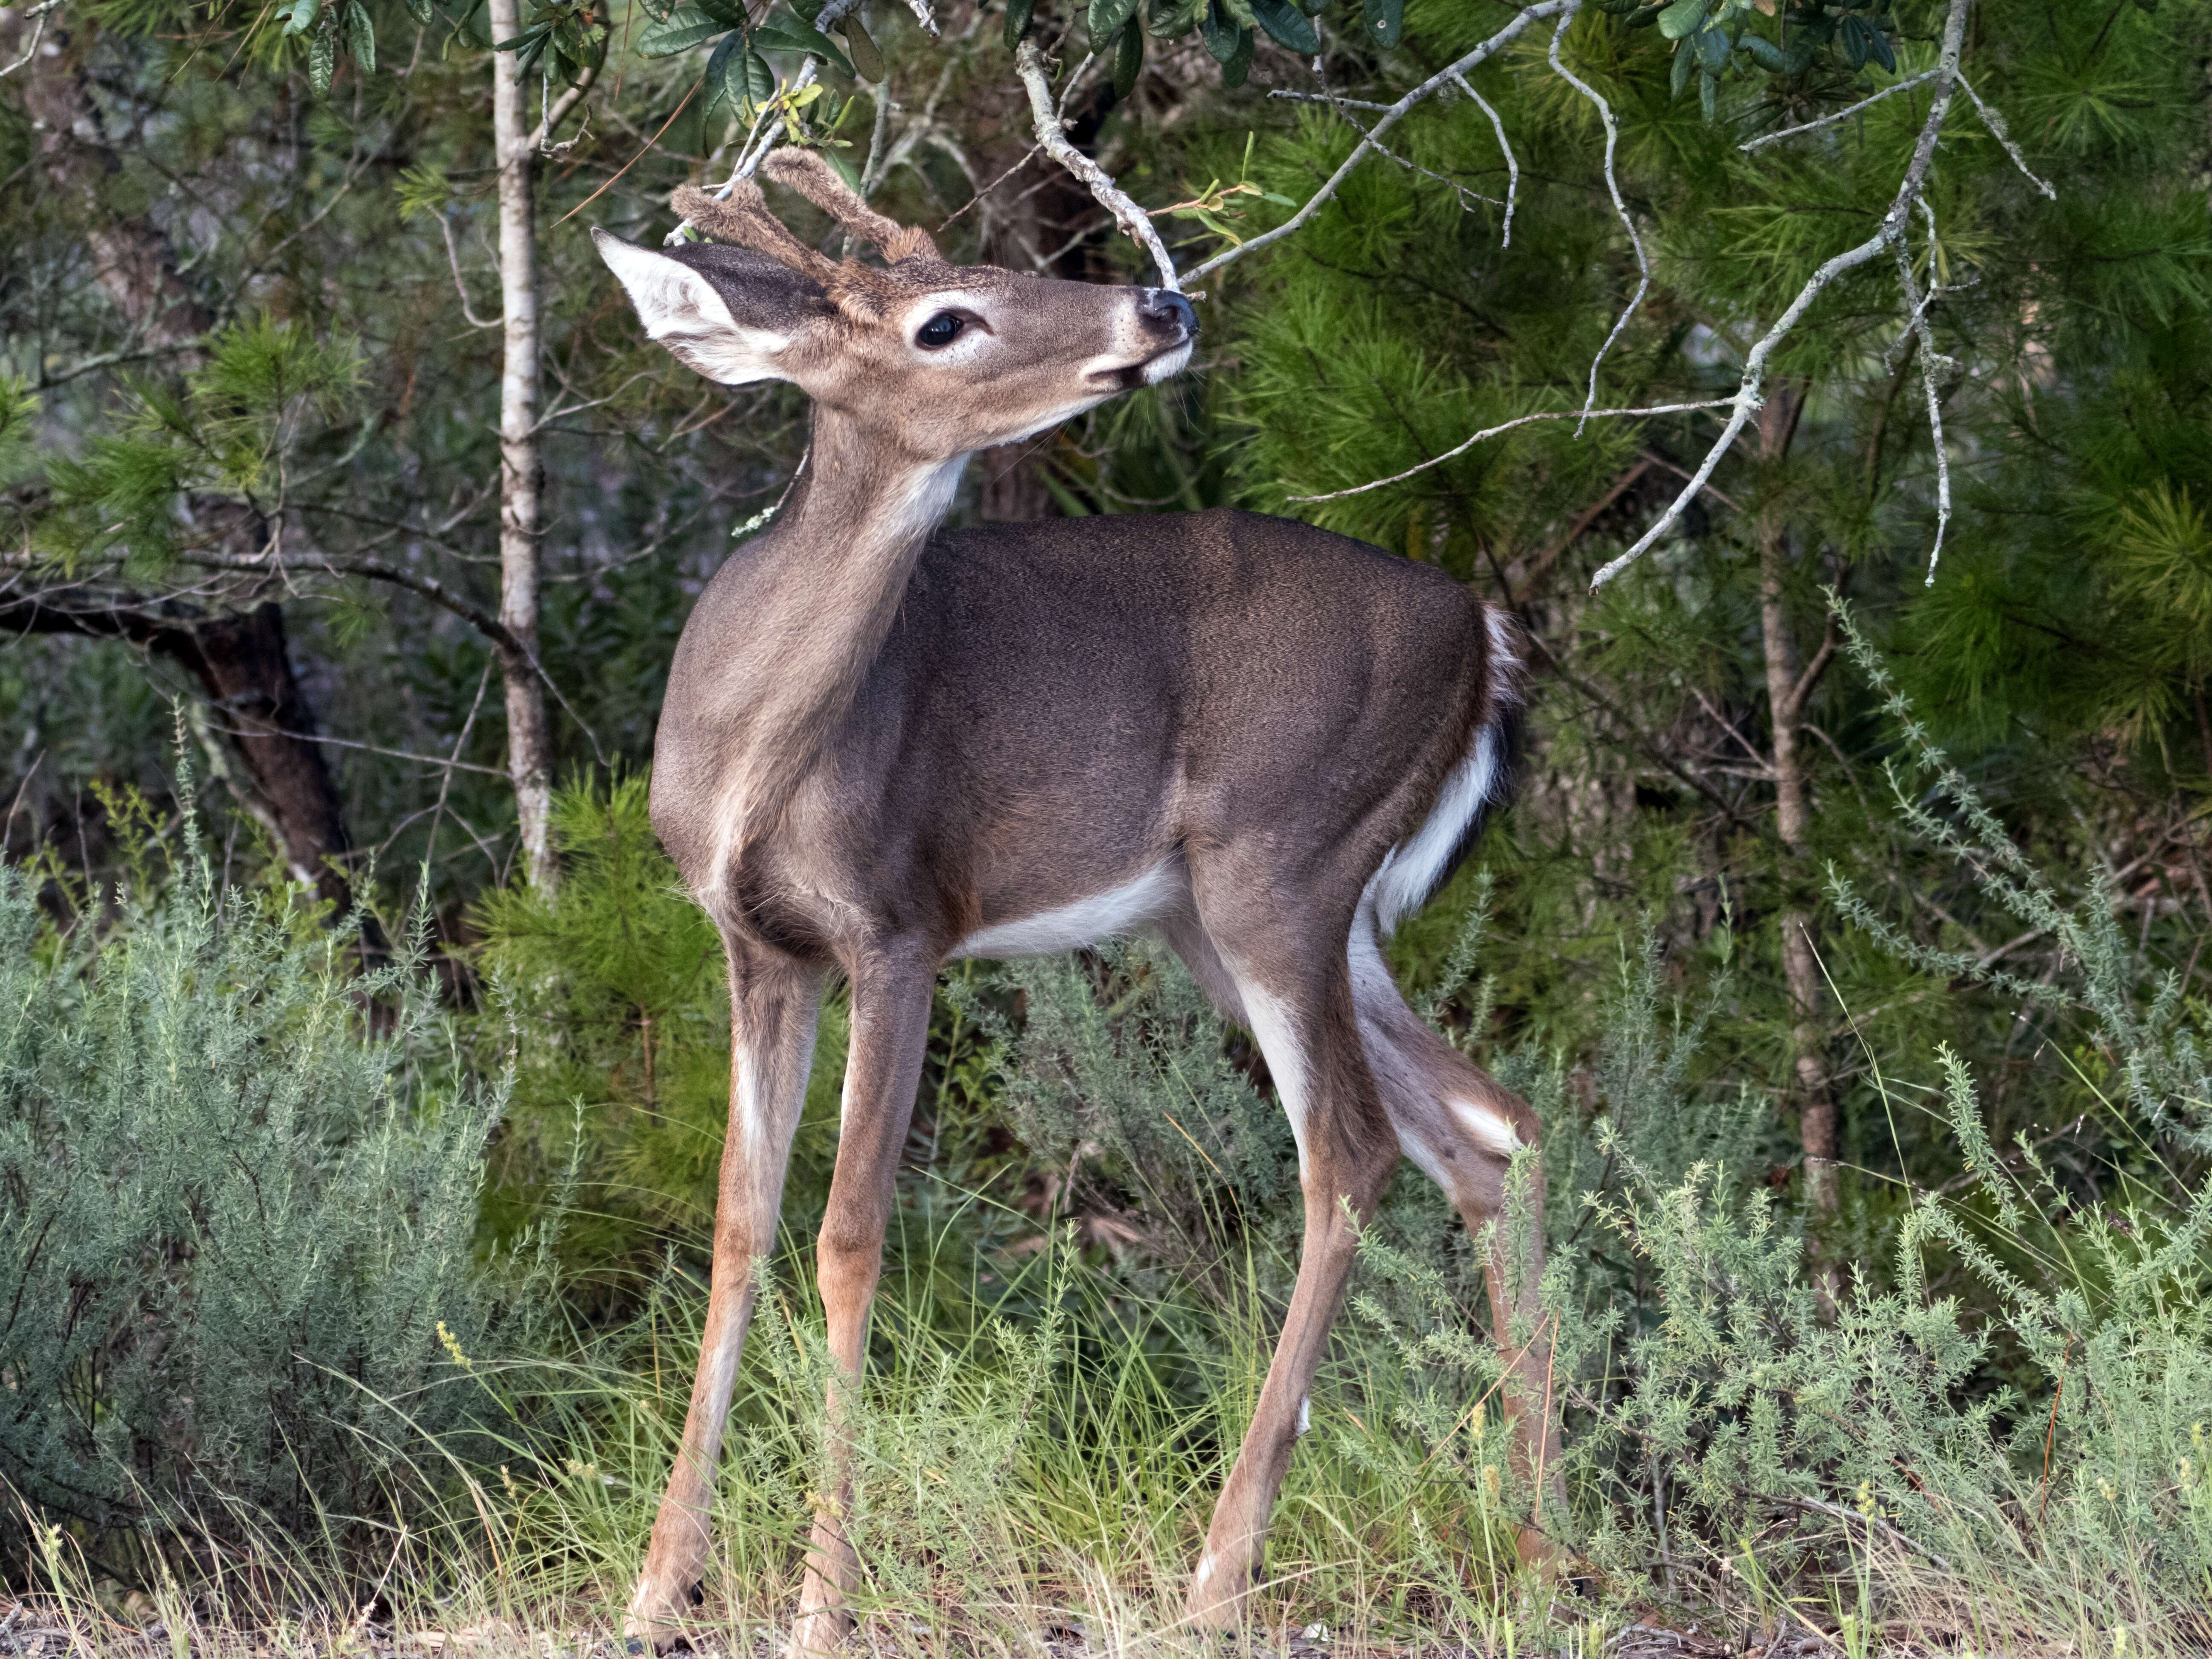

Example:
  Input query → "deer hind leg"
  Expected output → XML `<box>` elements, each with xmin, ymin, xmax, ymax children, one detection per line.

<box><xmin>788</xmin><ymin>942</ymin><xmax>935</xmax><ymax>1659</ymax></box>
<box><xmin>628</xmin><ymin>946</ymin><xmax>824</xmax><ymax>1649</ymax></box>
<box><xmin>1180</xmin><ymin>894</ymin><xmax>1402</xmax><ymax>1630</ymax></box>
<box><xmin>1348</xmin><ymin>922</ymin><xmax>1563</xmax><ymax>1564</ymax></box>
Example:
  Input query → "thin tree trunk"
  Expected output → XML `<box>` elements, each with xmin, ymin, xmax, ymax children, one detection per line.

<box><xmin>15</xmin><ymin>15</ymin><xmax>362</xmax><ymax>916</ymax></box>
<box><xmin>1753</xmin><ymin>383</ymin><xmax>1838</xmax><ymax>1214</ymax></box>
<box><xmin>489</xmin><ymin>0</ymin><xmax>559</xmax><ymax>893</ymax></box>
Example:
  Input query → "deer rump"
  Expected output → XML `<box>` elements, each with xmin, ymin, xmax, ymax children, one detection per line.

<box><xmin>659</xmin><ymin>506</ymin><xmax>1522</xmax><ymax>975</ymax></box>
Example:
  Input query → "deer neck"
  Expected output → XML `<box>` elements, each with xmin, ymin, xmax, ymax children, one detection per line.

<box><xmin>713</xmin><ymin>408</ymin><xmax>966</xmax><ymax>842</ymax></box>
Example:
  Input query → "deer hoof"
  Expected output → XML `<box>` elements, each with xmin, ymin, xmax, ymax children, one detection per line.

<box><xmin>786</xmin><ymin>1610</ymin><xmax>853</xmax><ymax>1659</ymax></box>
<box><xmin>622</xmin><ymin>1582</ymin><xmax>692</xmax><ymax>1654</ymax></box>
<box><xmin>1181</xmin><ymin>1551</ymin><xmax>1255</xmax><ymax>1631</ymax></box>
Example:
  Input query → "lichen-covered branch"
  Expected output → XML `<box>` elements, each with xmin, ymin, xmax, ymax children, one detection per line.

<box><xmin>1015</xmin><ymin>37</ymin><xmax>1180</xmax><ymax>290</ymax></box>
<box><xmin>1589</xmin><ymin>0</ymin><xmax>1979</xmax><ymax>591</ymax></box>
<box><xmin>1546</xmin><ymin>0</ymin><xmax>1647</xmax><ymax>429</ymax></box>
<box><xmin>1287</xmin><ymin>399</ymin><xmax>1735</xmax><ymax>504</ymax></box>
<box><xmin>1185</xmin><ymin>0</ymin><xmax>1570</xmax><ymax>285</ymax></box>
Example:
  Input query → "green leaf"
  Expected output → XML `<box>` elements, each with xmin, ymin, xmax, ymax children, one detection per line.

<box><xmin>745</xmin><ymin>47</ymin><xmax>775</xmax><ymax>102</ymax></box>
<box><xmin>1866</xmin><ymin>21</ymin><xmax>1895</xmax><ymax>72</ymax></box>
<box><xmin>1839</xmin><ymin>13</ymin><xmax>1869</xmax><ymax>69</ymax></box>
<box><xmin>1695</xmin><ymin>23</ymin><xmax>1727</xmax><ymax>73</ymax></box>
<box><xmin>753</xmin><ymin>19</ymin><xmax>853</xmax><ymax>73</ymax></box>
<box><xmin>1112</xmin><ymin>14</ymin><xmax>1144</xmax><ymax>95</ymax></box>
<box><xmin>1656</xmin><ymin>0</ymin><xmax>1708</xmax><ymax>40</ymax></box>
<box><xmin>402</xmin><ymin>0</ymin><xmax>433</xmax><ymax>24</ymax></box>
<box><xmin>1699</xmin><ymin>65</ymin><xmax>1716</xmax><ymax>120</ymax></box>
<box><xmin>839</xmin><ymin>12</ymin><xmax>883</xmax><ymax>78</ymax></box>
<box><xmin>346</xmin><ymin>0</ymin><xmax>375</xmax><ymax>70</ymax></box>
<box><xmin>1670</xmin><ymin>35</ymin><xmax>1694</xmax><ymax>97</ymax></box>
<box><xmin>1249</xmin><ymin>0</ymin><xmax>1318</xmax><ymax>52</ymax></box>
<box><xmin>282</xmin><ymin>0</ymin><xmax>321</xmax><ymax>38</ymax></box>
<box><xmin>695</xmin><ymin>0</ymin><xmax>746</xmax><ymax>24</ymax></box>
<box><xmin>1197</xmin><ymin>0</ymin><xmax>1236</xmax><ymax>59</ymax></box>
<box><xmin>1004</xmin><ymin>0</ymin><xmax>1033</xmax><ymax>49</ymax></box>
<box><xmin>1147</xmin><ymin>0</ymin><xmax>1202</xmax><ymax>34</ymax></box>
<box><xmin>701</xmin><ymin>26</ymin><xmax>744</xmax><ymax>119</ymax></box>
<box><xmin>1219</xmin><ymin>19</ymin><xmax>1252</xmax><ymax>82</ymax></box>
<box><xmin>1360</xmin><ymin>0</ymin><xmax>1401</xmax><ymax>48</ymax></box>
<box><xmin>309</xmin><ymin>21</ymin><xmax>336</xmax><ymax>92</ymax></box>
<box><xmin>1089</xmin><ymin>0</ymin><xmax>1140</xmax><ymax>44</ymax></box>
<box><xmin>638</xmin><ymin>6</ymin><xmax>724</xmax><ymax>57</ymax></box>
<box><xmin>1739</xmin><ymin>31</ymin><xmax>1783</xmax><ymax>70</ymax></box>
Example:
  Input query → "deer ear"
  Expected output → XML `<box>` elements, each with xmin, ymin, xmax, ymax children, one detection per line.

<box><xmin>593</xmin><ymin>228</ymin><xmax>809</xmax><ymax>386</ymax></box>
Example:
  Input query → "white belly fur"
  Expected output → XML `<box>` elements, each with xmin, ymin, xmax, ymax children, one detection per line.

<box><xmin>952</xmin><ymin>861</ymin><xmax>1183</xmax><ymax>959</ymax></box>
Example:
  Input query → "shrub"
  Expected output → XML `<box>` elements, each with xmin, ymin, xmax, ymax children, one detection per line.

<box><xmin>0</xmin><ymin>790</ymin><xmax>534</xmax><ymax>1580</ymax></box>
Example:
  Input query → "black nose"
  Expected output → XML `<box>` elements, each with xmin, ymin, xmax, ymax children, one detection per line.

<box><xmin>1140</xmin><ymin>288</ymin><xmax>1198</xmax><ymax>338</ymax></box>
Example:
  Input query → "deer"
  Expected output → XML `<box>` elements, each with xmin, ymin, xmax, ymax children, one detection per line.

<box><xmin>592</xmin><ymin>148</ymin><xmax>1562</xmax><ymax>1654</ymax></box>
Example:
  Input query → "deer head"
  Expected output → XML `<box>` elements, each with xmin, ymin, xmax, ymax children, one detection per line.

<box><xmin>593</xmin><ymin>149</ymin><xmax>1196</xmax><ymax>460</ymax></box>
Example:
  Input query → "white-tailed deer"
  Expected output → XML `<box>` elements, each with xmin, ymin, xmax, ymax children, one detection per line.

<box><xmin>594</xmin><ymin>150</ymin><xmax>1560</xmax><ymax>1653</ymax></box>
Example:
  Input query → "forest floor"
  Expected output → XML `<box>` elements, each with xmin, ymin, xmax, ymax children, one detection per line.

<box><xmin>0</xmin><ymin>1599</ymin><xmax>1987</xmax><ymax>1659</ymax></box>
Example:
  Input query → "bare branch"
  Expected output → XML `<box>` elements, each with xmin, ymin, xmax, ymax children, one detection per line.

<box><xmin>1185</xmin><ymin>0</ymin><xmax>1570</xmax><ymax>285</ymax></box>
<box><xmin>1451</xmin><ymin>73</ymin><xmax>1518</xmax><ymax>247</ymax></box>
<box><xmin>1738</xmin><ymin>68</ymin><xmax>1938</xmax><ymax>153</ymax></box>
<box><xmin>0</xmin><ymin>0</ymin><xmax>64</xmax><ymax>81</ymax></box>
<box><xmin>1956</xmin><ymin>71</ymin><xmax>2057</xmax><ymax>200</ymax></box>
<box><xmin>1276</xmin><ymin>87</ymin><xmax>1502</xmax><ymax>213</ymax></box>
<box><xmin>527</xmin><ymin>29</ymin><xmax>600</xmax><ymax>154</ymax></box>
<box><xmin>1589</xmin><ymin>0</ymin><xmax>1975</xmax><ymax>591</ymax></box>
<box><xmin>1015</xmin><ymin>38</ymin><xmax>1179</xmax><ymax>289</ymax></box>
<box><xmin>436</xmin><ymin>214</ymin><xmax>501</xmax><ymax>330</ymax></box>
<box><xmin>1287</xmin><ymin>399</ymin><xmax>1735</xmax><ymax>503</ymax></box>
<box><xmin>1547</xmin><ymin>0</ymin><xmax>1648</xmax><ymax>431</ymax></box>
<box><xmin>1889</xmin><ymin>199</ymin><xmax>1954</xmax><ymax>585</ymax></box>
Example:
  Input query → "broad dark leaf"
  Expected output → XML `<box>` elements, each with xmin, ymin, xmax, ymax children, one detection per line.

<box><xmin>346</xmin><ymin>0</ymin><xmax>375</xmax><ymax>72</ymax></box>
<box><xmin>1113</xmin><ymin>15</ymin><xmax>1144</xmax><ymax>96</ymax></box>
<box><xmin>1740</xmin><ymin>32</ymin><xmax>1784</xmax><ymax>71</ymax></box>
<box><xmin>1220</xmin><ymin>20</ymin><xmax>1252</xmax><ymax>83</ymax></box>
<box><xmin>1360</xmin><ymin>0</ymin><xmax>1402</xmax><ymax>48</ymax></box>
<box><xmin>753</xmin><ymin>19</ymin><xmax>853</xmax><ymax>75</ymax></box>
<box><xmin>1090</xmin><ymin>0</ymin><xmax>1141</xmax><ymax>45</ymax></box>
<box><xmin>701</xmin><ymin>27</ymin><xmax>744</xmax><ymax>119</ymax></box>
<box><xmin>1197</xmin><ymin>0</ymin><xmax>1237</xmax><ymax>60</ymax></box>
<box><xmin>1249</xmin><ymin>0</ymin><xmax>1318</xmax><ymax>53</ymax></box>
<box><xmin>638</xmin><ymin>6</ymin><xmax>725</xmax><ymax>58</ymax></box>
<box><xmin>1004</xmin><ymin>0</ymin><xmax>1034</xmax><ymax>49</ymax></box>
<box><xmin>839</xmin><ymin>13</ymin><xmax>884</xmax><ymax>79</ymax></box>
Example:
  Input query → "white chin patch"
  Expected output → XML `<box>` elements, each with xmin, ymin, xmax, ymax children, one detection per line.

<box><xmin>1141</xmin><ymin>341</ymin><xmax>1194</xmax><ymax>384</ymax></box>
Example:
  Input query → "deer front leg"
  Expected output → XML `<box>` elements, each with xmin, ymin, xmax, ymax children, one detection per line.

<box><xmin>627</xmin><ymin>949</ymin><xmax>823</xmax><ymax>1650</ymax></box>
<box><xmin>1186</xmin><ymin>948</ymin><xmax>1400</xmax><ymax>1630</ymax></box>
<box><xmin>788</xmin><ymin>943</ymin><xmax>935</xmax><ymax>1659</ymax></box>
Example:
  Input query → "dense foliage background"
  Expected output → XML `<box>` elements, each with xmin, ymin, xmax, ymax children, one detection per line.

<box><xmin>3</xmin><ymin>0</ymin><xmax>2209</xmax><ymax>1649</ymax></box>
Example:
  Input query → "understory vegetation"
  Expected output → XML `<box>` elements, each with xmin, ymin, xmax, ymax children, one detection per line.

<box><xmin>6</xmin><ymin>0</ymin><xmax>2212</xmax><ymax>1650</ymax></box>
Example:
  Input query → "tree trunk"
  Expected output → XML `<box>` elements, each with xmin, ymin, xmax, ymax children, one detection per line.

<box><xmin>1753</xmin><ymin>383</ymin><xmax>1838</xmax><ymax>1214</ymax></box>
<box><xmin>489</xmin><ymin>0</ymin><xmax>559</xmax><ymax>893</ymax></box>
<box><xmin>15</xmin><ymin>15</ymin><xmax>362</xmax><ymax>915</ymax></box>
<box><xmin>0</xmin><ymin>591</ymin><xmax>361</xmax><ymax>919</ymax></box>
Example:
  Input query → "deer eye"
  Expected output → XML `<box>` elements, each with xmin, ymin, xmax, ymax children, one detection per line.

<box><xmin>915</xmin><ymin>311</ymin><xmax>965</xmax><ymax>349</ymax></box>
